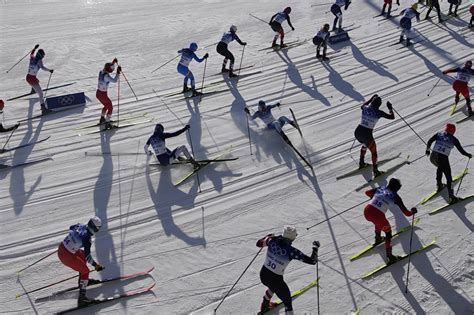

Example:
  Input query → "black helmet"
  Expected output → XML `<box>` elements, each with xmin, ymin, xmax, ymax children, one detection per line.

<box><xmin>371</xmin><ymin>95</ymin><xmax>382</xmax><ymax>108</ymax></box>
<box><xmin>36</xmin><ymin>49</ymin><xmax>45</xmax><ymax>60</ymax></box>
<box><xmin>154</xmin><ymin>123</ymin><xmax>164</xmax><ymax>133</ymax></box>
<box><xmin>284</xmin><ymin>7</ymin><xmax>292</xmax><ymax>14</ymax></box>
<box><xmin>387</xmin><ymin>178</ymin><xmax>402</xmax><ymax>193</ymax></box>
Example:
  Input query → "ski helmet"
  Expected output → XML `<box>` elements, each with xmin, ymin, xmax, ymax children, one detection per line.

<box><xmin>387</xmin><ymin>178</ymin><xmax>402</xmax><ymax>193</ymax></box>
<box><xmin>323</xmin><ymin>23</ymin><xmax>330</xmax><ymax>31</ymax></box>
<box><xmin>411</xmin><ymin>3</ymin><xmax>418</xmax><ymax>11</ymax></box>
<box><xmin>465</xmin><ymin>60</ymin><xmax>472</xmax><ymax>69</ymax></box>
<box><xmin>282</xmin><ymin>225</ymin><xmax>297</xmax><ymax>241</ymax></box>
<box><xmin>36</xmin><ymin>49</ymin><xmax>45</xmax><ymax>60</ymax></box>
<box><xmin>154</xmin><ymin>123</ymin><xmax>164</xmax><ymax>134</ymax></box>
<box><xmin>284</xmin><ymin>6</ymin><xmax>292</xmax><ymax>14</ymax></box>
<box><xmin>445</xmin><ymin>123</ymin><xmax>456</xmax><ymax>135</ymax></box>
<box><xmin>230</xmin><ymin>25</ymin><xmax>237</xmax><ymax>33</ymax></box>
<box><xmin>371</xmin><ymin>95</ymin><xmax>382</xmax><ymax>108</ymax></box>
<box><xmin>258</xmin><ymin>100</ymin><xmax>266</xmax><ymax>111</ymax></box>
<box><xmin>0</xmin><ymin>100</ymin><xmax>4</xmax><ymax>111</ymax></box>
<box><xmin>189</xmin><ymin>42</ymin><xmax>198</xmax><ymax>52</ymax></box>
<box><xmin>87</xmin><ymin>216</ymin><xmax>102</xmax><ymax>234</ymax></box>
<box><xmin>104</xmin><ymin>62</ymin><xmax>115</xmax><ymax>73</ymax></box>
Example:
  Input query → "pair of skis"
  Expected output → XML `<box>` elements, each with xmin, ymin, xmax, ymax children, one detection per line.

<box><xmin>77</xmin><ymin>116</ymin><xmax>153</xmax><ymax>136</ymax></box>
<box><xmin>336</xmin><ymin>153</ymin><xmax>402</xmax><ymax>180</ymax></box>
<box><xmin>419</xmin><ymin>169</ymin><xmax>468</xmax><ymax>205</ymax></box>
<box><xmin>0</xmin><ymin>136</ymin><xmax>50</xmax><ymax>154</ymax></box>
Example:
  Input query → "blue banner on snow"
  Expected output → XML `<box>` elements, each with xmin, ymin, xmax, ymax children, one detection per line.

<box><xmin>46</xmin><ymin>92</ymin><xmax>86</xmax><ymax>110</ymax></box>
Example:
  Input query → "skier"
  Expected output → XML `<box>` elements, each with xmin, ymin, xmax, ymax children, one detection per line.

<box><xmin>447</xmin><ymin>0</ymin><xmax>461</xmax><ymax>16</ymax></box>
<box><xmin>144</xmin><ymin>123</ymin><xmax>200</xmax><ymax>168</ymax></box>
<box><xmin>96</xmin><ymin>59</ymin><xmax>121</xmax><ymax>128</ymax></box>
<box><xmin>470</xmin><ymin>4</ymin><xmax>474</xmax><ymax>28</ymax></box>
<box><xmin>354</xmin><ymin>94</ymin><xmax>395</xmax><ymax>177</ymax></box>
<box><xmin>312</xmin><ymin>23</ymin><xmax>330</xmax><ymax>60</ymax></box>
<box><xmin>399</xmin><ymin>3</ymin><xmax>420</xmax><ymax>46</ymax></box>
<box><xmin>0</xmin><ymin>100</ymin><xmax>20</xmax><ymax>133</ymax></box>
<box><xmin>244</xmin><ymin>100</ymin><xmax>298</xmax><ymax>144</ymax></box>
<box><xmin>442</xmin><ymin>60</ymin><xmax>474</xmax><ymax>116</ymax></box>
<box><xmin>57</xmin><ymin>216</ymin><xmax>104</xmax><ymax>306</ymax></box>
<box><xmin>381</xmin><ymin>0</ymin><xmax>400</xmax><ymax>18</ymax></box>
<box><xmin>330</xmin><ymin>0</ymin><xmax>351</xmax><ymax>32</ymax></box>
<box><xmin>425</xmin><ymin>123</ymin><xmax>472</xmax><ymax>203</ymax></box>
<box><xmin>25</xmin><ymin>45</ymin><xmax>54</xmax><ymax>114</ymax></box>
<box><xmin>269</xmin><ymin>7</ymin><xmax>295</xmax><ymax>48</ymax></box>
<box><xmin>177</xmin><ymin>43</ymin><xmax>209</xmax><ymax>96</ymax></box>
<box><xmin>257</xmin><ymin>226</ymin><xmax>318</xmax><ymax>314</ymax></box>
<box><xmin>216</xmin><ymin>25</ymin><xmax>247</xmax><ymax>78</ymax></box>
<box><xmin>424</xmin><ymin>0</ymin><xmax>443</xmax><ymax>23</ymax></box>
<box><xmin>364</xmin><ymin>178</ymin><xmax>417</xmax><ymax>264</ymax></box>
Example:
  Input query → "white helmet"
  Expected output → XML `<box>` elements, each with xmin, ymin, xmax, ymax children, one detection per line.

<box><xmin>282</xmin><ymin>225</ymin><xmax>297</xmax><ymax>241</ymax></box>
<box><xmin>87</xmin><ymin>216</ymin><xmax>102</xmax><ymax>234</ymax></box>
<box><xmin>230</xmin><ymin>25</ymin><xmax>237</xmax><ymax>33</ymax></box>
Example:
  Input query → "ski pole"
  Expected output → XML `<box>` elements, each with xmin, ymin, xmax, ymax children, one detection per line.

<box><xmin>427</xmin><ymin>77</ymin><xmax>442</xmax><ymax>97</ymax></box>
<box><xmin>151</xmin><ymin>54</ymin><xmax>179</xmax><ymax>73</ymax></box>
<box><xmin>120</xmin><ymin>70</ymin><xmax>138</xmax><ymax>101</ymax></box>
<box><xmin>1</xmin><ymin>124</ymin><xmax>18</xmax><ymax>152</ymax></box>
<box><xmin>16</xmin><ymin>250</ymin><xmax>56</xmax><ymax>274</ymax></box>
<box><xmin>6</xmin><ymin>44</ymin><xmax>38</xmax><ymax>74</ymax></box>
<box><xmin>392</xmin><ymin>107</ymin><xmax>427</xmax><ymax>145</ymax></box>
<box><xmin>407</xmin><ymin>153</ymin><xmax>425</xmax><ymax>165</ymax></box>
<box><xmin>199</xmin><ymin>58</ymin><xmax>208</xmax><ymax>103</ymax></box>
<box><xmin>306</xmin><ymin>199</ymin><xmax>369</xmax><ymax>230</ymax></box>
<box><xmin>237</xmin><ymin>45</ymin><xmax>246</xmax><ymax>78</ymax></box>
<box><xmin>404</xmin><ymin>213</ymin><xmax>416</xmax><ymax>294</ymax></box>
<box><xmin>43</xmin><ymin>71</ymin><xmax>53</xmax><ymax>100</ymax></box>
<box><xmin>313</xmin><ymin>241</ymin><xmax>321</xmax><ymax>315</ymax></box>
<box><xmin>249</xmin><ymin>13</ymin><xmax>269</xmax><ymax>25</ymax></box>
<box><xmin>455</xmin><ymin>158</ymin><xmax>470</xmax><ymax>196</ymax></box>
<box><xmin>245</xmin><ymin>109</ymin><xmax>253</xmax><ymax>155</ymax></box>
<box><xmin>214</xmin><ymin>248</ymin><xmax>263</xmax><ymax>313</ymax></box>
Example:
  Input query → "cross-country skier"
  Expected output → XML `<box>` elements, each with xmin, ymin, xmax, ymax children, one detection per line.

<box><xmin>269</xmin><ymin>7</ymin><xmax>295</xmax><ymax>48</ymax></box>
<box><xmin>0</xmin><ymin>100</ymin><xmax>19</xmax><ymax>133</ymax></box>
<box><xmin>364</xmin><ymin>178</ymin><xmax>417</xmax><ymax>264</ymax></box>
<box><xmin>330</xmin><ymin>0</ymin><xmax>351</xmax><ymax>32</ymax></box>
<box><xmin>25</xmin><ymin>45</ymin><xmax>54</xmax><ymax>114</ymax></box>
<box><xmin>257</xmin><ymin>226</ymin><xmax>318</xmax><ymax>314</ymax></box>
<box><xmin>177</xmin><ymin>43</ymin><xmax>209</xmax><ymax>96</ymax></box>
<box><xmin>470</xmin><ymin>4</ymin><xmax>474</xmax><ymax>27</ymax></box>
<box><xmin>381</xmin><ymin>0</ymin><xmax>400</xmax><ymax>18</ymax></box>
<box><xmin>216</xmin><ymin>25</ymin><xmax>247</xmax><ymax>78</ymax></box>
<box><xmin>425</xmin><ymin>0</ymin><xmax>443</xmax><ymax>23</ymax></box>
<box><xmin>354</xmin><ymin>94</ymin><xmax>395</xmax><ymax>177</ymax></box>
<box><xmin>57</xmin><ymin>216</ymin><xmax>104</xmax><ymax>306</ymax></box>
<box><xmin>447</xmin><ymin>0</ymin><xmax>461</xmax><ymax>16</ymax></box>
<box><xmin>425</xmin><ymin>123</ymin><xmax>472</xmax><ymax>203</ymax></box>
<box><xmin>442</xmin><ymin>60</ymin><xmax>474</xmax><ymax>116</ymax></box>
<box><xmin>399</xmin><ymin>3</ymin><xmax>420</xmax><ymax>46</ymax></box>
<box><xmin>313</xmin><ymin>23</ymin><xmax>330</xmax><ymax>60</ymax></box>
<box><xmin>144</xmin><ymin>123</ymin><xmax>200</xmax><ymax>168</ymax></box>
<box><xmin>96</xmin><ymin>59</ymin><xmax>121</xmax><ymax>128</ymax></box>
<box><xmin>244</xmin><ymin>100</ymin><xmax>298</xmax><ymax>144</ymax></box>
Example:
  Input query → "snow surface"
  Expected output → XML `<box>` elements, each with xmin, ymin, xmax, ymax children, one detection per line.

<box><xmin>0</xmin><ymin>0</ymin><xmax>473</xmax><ymax>314</ymax></box>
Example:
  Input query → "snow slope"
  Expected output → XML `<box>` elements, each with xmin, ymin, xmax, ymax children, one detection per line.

<box><xmin>0</xmin><ymin>0</ymin><xmax>473</xmax><ymax>314</ymax></box>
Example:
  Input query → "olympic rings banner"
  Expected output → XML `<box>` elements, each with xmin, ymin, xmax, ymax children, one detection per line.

<box><xmin>46</xmin><ymin>92</ymin><xmax>86</xmax><ymax>110</ymax></box>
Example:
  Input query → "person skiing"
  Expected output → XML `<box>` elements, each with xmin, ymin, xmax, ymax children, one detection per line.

<box><xmin>144</xmin><ymin>123</ymin><xmax>200</xmax><ymax>168</ymax></box>
<box><xmin>470</xmin><ymin>4</ymin><xmax>474</xmax><ymax>28</ymax></box>
<box><xmin>447</xmin><ymin>0</ymin><xmax>461</xmax><ymax>16</ymax></box>
<box><xmin>364</xmin><ymin>178</ymin><xmax>417</xmax><ymax>264</ymax></box>
<box><xmin>57</xmin><ymin>216</ymin><xmax>104</xmax><ymax>306</ymax></box>
<box><xmin>244</xmin><ymin>100</ymin><xmax>298</xmax><ymax>144</ymax></box>
<box><xmin>269</xmin><ymin>7</ymin><xmax>295</xmax><ymax>48</ymax></box>
<box><xmin>425</xmin><ymin>0</ymin><xmax>443</xmax><ymax>23</ymax></box>
<box><xmin>177</xmin><ymin>43</ymin><xmax>209</xmax><ymax>96</ymax></box>
<box><xmin>313</xmin><ymin>23</ymin><xmax>330</xmax><ymax>60</ymax></box>
<box><xmin>216</xmin><ymin>25</ymin><xmax>247</xmax><ymax>78</ymax></box>
<box><xmin>381</xmin><ymin>0</ymin><xmax>400</xmax><ymax>18</ymax></box>
<box><xmin>96</xmin><ymin>59</ymin><xmax>121</xmax><ymax>128</ymax></box>
<box><xmin>330</xmin><ymin>0</ymin><xmax>351</xmax><ymax>32</ymax></box>
<box><xmin>442</xmin><ymin>60</ymin><xmax>474</xmax><ymax>116</ymax></box>
<box><xmin>354</xmin><ymin>94</ymin><xmax>395</xmax><ymax>177</ymax></box>
<box><xmin>25</xmin><ymin>45</ymin><xmax>54</xmax><ymax>114</ymax></box>
<box><xmin>0</xmin><ymin>100</ymin><xmax>20</xmax><ymax>133</ymax></box>
<box><xmin>257</xmin><ymin>226</ymin><xmax>318</xmax><ymax>314</ymax></box>
<box><xmin>399</xmin><ymin>3</ymin><xmax>420</xmax><ymax>46</ymax></box>
<box><xmin>425</xmin><ymin>123</ymin><xmax>472</xmax><ymax>203</ymax></box>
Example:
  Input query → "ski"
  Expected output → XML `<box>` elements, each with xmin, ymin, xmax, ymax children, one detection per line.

<box><xmin>330</xmin><ymin>23</ymin><xmax>355</xmax><ymax>32</ymax></box>
<box><xmin>355</xmin><ymin>156</ymin><xmax>410</xmax><ymax>191</ymax></box>
<box><xmin>0</xmin><ymin>156</ymin><xmax>52</xmax><ymax>170</ymax></box>
<box><xmin>75</xmin><ymin>113</ymin><xmax>148</xmax><ymax>130</ymax></box>
<box><xmin>0</xmin><ymin>136</ymin><xmax>50</xmax><ymax>153</ymax></box>
<box><xmin>77</xmin><ymin>119</ymin><xmax>152</xmax><ymax>136</ymax></box>
<box><xmin>209</xmin><ymin>64</ymin><xmax>256</xmax><ymax>77</ymax></box>
<box><xmin>56</xmin><ymin>282</ymin><xmax>155</xmax><ymax>314</ymax></box>
<box><xmin>150</xmin><ymin>157</ymin><xmax>239</xmax><ymax>166</ymax></box>
<box><xmin>336</xmin><ymin>153</ymin><xmax>402</xmax><ymax>180</ymax></box>
<box><xmin>267</xmin><ymin>40</ymin><xmax>308</xmax><ymax>53</ymax></box>
<box><xmin>258</xmin><ymin>39</ymin><xmax>301</xmax><ymax>51</ymax></box>
<box><xmin>281</xmin><ymin>134</ymin><xmax>313</xmax><ymax>169</ymax></box>
<box><xmin>6</xmin><ymin>82</ymin><xmax>75</xmax><ymax>101</ymax></box>
<box><xmin>396</xmin><ymin>40</ymin><xmax>425</xmax><ymax>50</ymax></box>
<box><xmin>456</xmin><ymin>114</ymin><xmax>473</xmax><ymax>124</ymax></box>
<box><xmin>428</xmin><ymin>194</ymin><xmax>474</xmax><ymax>215</ymax></box>
<box><xmin>256</xmin><ymin>278</ymin><xmax>320</xmax><ymax>314</ymax></box>
<box><xmin>35</xmin><ymin>266</ymin><xmax>154</xmax><ymax>303</ymax></box>
<box><xmin>361</xmin><ymin>239</ymin><xmax>437</xmax><ymax>279</ymax></box>
<box><xmin>419</xmin><ymin>169</ymin><xmax>469</xmax><ymax>204</ymax></box>
<box><xmin>182</xmin><ymin>88</ymin><xmax>229</xmax><ymax>100</ymax></box>
<box><xmin>289</xmin><ymin>108</ymin><xmax>302</xmax><ymax>137</ymax></box>
<box><xmin>350</xmin><ymin>218</ymin><xmax>421</xmax><ymax>261</ymax></box>
<box><xmin>448</xmin><ymin>103</ymin><xmax>457</xmax><ymax>116</ymax></box>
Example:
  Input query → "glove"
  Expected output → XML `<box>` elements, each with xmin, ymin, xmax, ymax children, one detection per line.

<box><xmin>204</xmin><ymin>53</ymin><xmax>209</xmax><ymax>59</ymax></box>
<box><xmin>425</xmin><ymin>149</ymin><xmax>430</xmax><ymax>156</ymax></box>
<box><xmin>442</xmin><ymin>70</ymin><xmax>448</xmax><ymax>74</ymax></box>
<box><xmin>50</xmin><ymin>69</ymin><xmax>54</xmax><ymax>74</ymax></box>
<box><xmin>184</xmin><ymin>124</ymin><xmax>190</xmax><ymax>130</ymax></box>
<box><xmin>396</xmin><ymin>0</ymin><xmax>400</xmax><ymax>5</ymax></box>
<box><xmin>34</xmin><ymin>44</ymin><xmax>40</xmax><ymax>49</ymax></box>
<box><xmin>386</xmin><ymin>101</ymin><xmax>393</xmax><ymax>110</ymax></box>
<box><xmin>112</xmin><ymin>58</ymin><xmax>118</xmax><ymax>64</ymax></box>
<box><xmin>244</xmin><ymin>107</ymin><xmax>250</xmax><ymax>114</ymax></box>
<box><xmin>95</xmin><ymin>264</ymin><xmax>104</xmax><ymax>271</ymax></box>
<box><xmin>469</xmin><ymin>154</ymin><xmax>473</xmax><ymax>159</ymax></box>
<box><xmin>117</xmin><ymin>66</ymin><xmax>122</xmax><ymax>74</ymax></box>
<box><xmin>410</xmin><ymin>207</ymin><xmax>417</xmax><ymax>215</ymax></box>
<box><xmin>242</xmin><ymin>42</ymin><xmax>247</xmax><ymax>46</ymax></box>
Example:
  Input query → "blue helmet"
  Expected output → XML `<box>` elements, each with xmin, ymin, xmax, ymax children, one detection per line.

<box><xmin>189</xmin><ymin>42</ymin><xmax>198</xmax><ymax>52</ymax></box>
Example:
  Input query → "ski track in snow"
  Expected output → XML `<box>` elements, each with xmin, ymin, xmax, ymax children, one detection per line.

<box><xmin>0</xmin><ymin>0</ymin><xmax>473</xmax><ymax>314</ymax></box>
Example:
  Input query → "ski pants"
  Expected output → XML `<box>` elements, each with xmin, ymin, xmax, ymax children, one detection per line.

<box><xmin>426</xmin><ymin>0</ymin><xmax>442</xmax><ymax>20</ymax></box>
<box><xmin>400</xmin><ymin>17</ymin><xmax>414</xmax><ymax>38</ymax></box>
<box><xmin>260</xmin><ymin>267</ymin><xmax>293</xmax><ymax>311</ymax></box>
<box><xmin>354</xmin><ymin>125</ymin><xmax>378</xmax><ymax>165</ymax></box>
<box><xmin>26</xmin><ymin>74</ymin><xmax>45</xmax><ymax>106</ymax></box>
<box><xmin>452</xmin><ymin>81</ymin><xmax>472</xmax><ymax>111</ymax></box>
<box><xmin>96</xmin><ymin>90</ymin><xmax>113</xmax><ymax>118</ymax></box>
<box><xmin>312</xmin><ymin>36</ymin><xmax>327</xmax><ymax>55</ymax></box>
<box><xmin>331</xmin><ymin>4</ymin><xmax>343</xmax><ymax>28</ymax></box>
<box><xmin>267</xmin><ymin>116</ymin><xmax>291</xmax><ymax>133</ymax></box>
<box><xmin>430</xmin><ymin>152</ymin><xmax>453</xmax><ymax>192</ymax></box>
<box><xmin>177</xmin><ymin>64</ymin><xmax>195</xmax><ymax>89</ymax></box>
<box><xmin>58</xmin><ymin>242</ymin><xmax>90</xmax><ymax>281</ymax></box>
<box><xmin>364</xmin><ymin>204</ymin><xmax>392</xmax><ymax>249</ymax></box>
<box><xmin>156</xmin><ymin>145</ymin><xmax>192</xmax><ymax>166</ymax></box>
<box><xmin>216</xmin><ymin>42</ymin><xmax>235</xmax><ymax>69</ymax></box>
<box><xmin>270</xmin><ymin>21</ymin><xmax>285</xmax><ymax>44</ymax></box>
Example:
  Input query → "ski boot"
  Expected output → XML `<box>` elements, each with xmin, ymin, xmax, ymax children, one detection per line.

<box><xmin>448</xmin><ymin>191</ymin><xmax>459</xmax><ymax>204</ymax></box>
<box><xmin>221</xmin><ymin>65</ymin><xmax>229</xmax><ymax>73</ymax></box>
<box><xmin>386</xmin><ymin>248</ymin><xmax>401</xmax><ymax>265</ymax></box>
<box><xmin>87</xmin><ymin>279</ymin><xmax>101</xmax><ymax>285</ymax></box>
<box><xmin>191</xmin><ymin>89</ymin><xmax>203</xmax><ymax>97</ymax></box>
<box><xmin>374</xmin><ymin>233</ymin><xmax>384</xmax><ymax>245</ymax></box>
<box><xmin>280</xmin><ymin>42</ymin><xmax>288</xmax><ymax>48</ymax></box>
<box><xmin>99</xmin><ymin>116</ymin><xmax>106</xmax><ymax>125</ymax></box>
<box><xmin>271</xmin><ymin>40</ymin><xmax>278</xmax><ymax>48</ymax></box>
<box><xmin>228</xmin><ymin>70</ymin><xmax>238</xmax><ymax>78</ymax></box>
<box><xmin>359</xmin><ymin>159</ymin><xmax>368</xmax><ymax>169</ymax></box>
<box><xmin>406</xmin><ymin>39</ymin><xmax>412</xmax><ymax>47</ymax></box>
<box><xmin>78</xmin><ymin>291</ymin><xmax>95</xmax><ymax>307</ymax></box>
<box><xmin>316</xmin><ymin>51</ymin><xmax>322</xmax><ymax>59</ymax></box>
<box><xmin>321</xmin><ymin>54</ymin><xmax>330</xmax><ymax>61</ymax></box>
<box><xmin>373</xmin><ymin>165</ymin><xmax>382</xmax><ymax>177</ymax></box>
<box><xmin>104</xmin><ymin>120</ymin><xmax>115</xmax><ymax>130</ymax></box>
<box><xmin>399</xmin><ymin>35</ymin><xmax>404</xmax><ymax>43</ymax></box>
<box><xmin>40</xmin><ymin>104</ymin><xmax>52</xmax><ymax>115</ymax></box>
<box><xmin>30</xmin><ymin>87</ymin><xmax>36</xmax><ymax>94</ymax></box>
<box><xmin>182</xmin><ymin>85</ymin><xmax>190</xmax><ymax>93</ymax></box>
<box><xmin>177</xmin><ymin>156</ymin><xmax>187</xmax><ymax>162</ymax></box>
<box><xmin>337</xmin><ymin>27</ymin><xmax>343</xmax><ymax>33</ymax></box>
<box><xmin>189</xmin><ymin>158</ymin><xmax>200</xmax><ymax>169</ymax></box>
<box><xmin>259</xmin><ymin>298</ymin><xmax>277</xmax><ymax>314</ymax></box>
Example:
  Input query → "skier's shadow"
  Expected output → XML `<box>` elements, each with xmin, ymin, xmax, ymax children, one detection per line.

<box><xmin>350</xmin><ymin>42</ymin><xmax>398</xmax><ymax>82</ymax></box>
<box><xmin>322</xmin><ymin>61</ymin><xmax>365</xmax><ymax>102</ymax></box>
<box><xmin>146</xmin><ymin>162</ymin><xmax>206</xmax><ymax>246</ymax></box>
